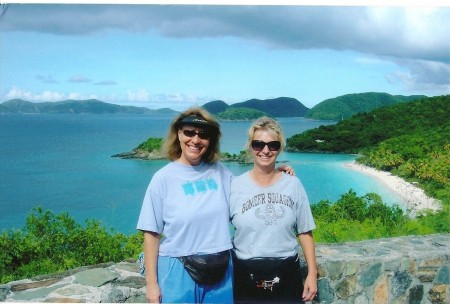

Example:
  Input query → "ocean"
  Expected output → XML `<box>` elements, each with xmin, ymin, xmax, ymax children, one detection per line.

<box><xmin>0</xmin><ymin>114</ymin><xmax>405</xmax><ymax>235</ymax></box>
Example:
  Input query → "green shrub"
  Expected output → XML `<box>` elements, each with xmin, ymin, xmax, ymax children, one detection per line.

<box><xmin>311</xmin><ymin>190</ymin><xmax>449</xmax><ymax>243</ymax></box>
<box><xmin>0</xmin><ymin>207</ymin><xmax>143</xmax><ymax>284</ymax></box>
<box><xmin>137</xmin><ymin>137</ymin><xmax>163</xmax><ymax>152</ymax></box>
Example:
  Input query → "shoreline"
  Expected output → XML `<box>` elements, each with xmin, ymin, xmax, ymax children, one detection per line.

<box><xmin>344</xmin><ymin>161</ymin><xmax>440</xmax><ymax>217</ymax></box>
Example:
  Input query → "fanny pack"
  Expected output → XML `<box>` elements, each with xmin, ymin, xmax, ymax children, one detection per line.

<box><xmin>179</xmin><ymin>250</ymin><xmax>230</xmax><ymax>285</ymax></box>
<box><xmin>233</xmin><ymin>254</ymin><xmax>298</xmax><ymax>290</ymax></box>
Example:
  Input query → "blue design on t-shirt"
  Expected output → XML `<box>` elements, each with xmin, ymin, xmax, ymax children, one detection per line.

<box><xmin>195</xmin><ymin>180</ymin><xmax>207</xmax><ymax>193</ymax></box>
<box><xmin>207</xmin><ymin>178</ymin><xmax>218</xmax><ymax>190</ymax></box>
<box><xmin>183</xmin><ymin>183</ymin><xmax>196</xmax><ymax>196</ymax></box>
<box><xmin>182</xmin><ymin>178</ymin><xmax>219</xmax><ymax>196</ymax></box>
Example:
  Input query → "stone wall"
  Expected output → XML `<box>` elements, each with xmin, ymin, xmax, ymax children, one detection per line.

<box><xmin>308</xmin><ymin>233</ymin><xmax>449</xmax><ymax>304</ymax></box>
<box><xmin>1</xmin><ymin>234</ymin><xmax>449</xmax><ymax>303</ymax></box>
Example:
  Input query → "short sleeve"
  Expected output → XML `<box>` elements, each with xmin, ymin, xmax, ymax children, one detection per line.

<box><xmin>136</xmin><ymin>179</ymin><xmax>164</xmax><ymax>234</ymax></box>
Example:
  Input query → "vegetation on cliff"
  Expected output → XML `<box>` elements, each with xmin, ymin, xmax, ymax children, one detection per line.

<box><xmin>287</xmin><ymin>95</ymin><xmax>450</xmax><ymax>242</ymax></box>
<box><xmin>112</xmin><ymin>138</ymin><xmax>165</xmax><ymax>160</ymax></box>
<box><xmin>312</xmin><ymin>190</ymin><xmax>448</xmax><ymax>243</ymax></box>
<box><xmin>287</xmin><ymin>95</ymin><xmax>450</xmax><ymax>203</ymax></box>
<box><xmin>0</xmin><ymin>207</ymin><xmax>143</xmax><ymax>284</ymax></box>
<box><xmin>305</xmin><ymin>92</ymin><xmax>427</xmax><ymax>120</ymax></box>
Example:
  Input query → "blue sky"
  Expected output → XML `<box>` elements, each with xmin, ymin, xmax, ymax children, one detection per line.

<box><xmin>0</xmin><ymin>3</ymin><xmax>449</xmax><ymax>110</ymax></box>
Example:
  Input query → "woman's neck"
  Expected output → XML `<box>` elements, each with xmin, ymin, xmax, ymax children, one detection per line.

<box><xmin>249</xmin><ymin>166</ymin><xmax>281</xmax><ymax>187</ymax></box>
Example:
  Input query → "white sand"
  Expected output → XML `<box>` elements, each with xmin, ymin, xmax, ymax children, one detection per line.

<box><xmin>344</xmin><ymin>161</ymin><xmax>440</xmax><ymax>217</ymax></box>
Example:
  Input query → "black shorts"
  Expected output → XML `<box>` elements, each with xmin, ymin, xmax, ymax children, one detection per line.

<box><xmin>232</xmin><ymin>253</ymin><xmax>303</xmax><ymax>304</ymax></box>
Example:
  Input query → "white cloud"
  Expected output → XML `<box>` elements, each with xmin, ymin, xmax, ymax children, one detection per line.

<box><xmin>127</xmin><ymin>89</ymin><xmax>150</xmax><ymax>102</ymax></box>
<box><xmin>152</xmin><ymin>92</ymin><xmax>210</xmax><ymax>105</ymax></box>
<box><xmin>40</xmin><ymin>90</ymin><xmax>65</xmax><ymax>101</ymax></box>
<box><xmin>387</xmin><ymin>59</ymin><xmax>450</xmax><ymax>93</ymax></box>
<box><xmin>66</xmin><ymin>93</ymin><xmax>84</xmax><ymax>100</ymax></box>
<box><xmin>123</xmin><ymin>91</ymin><xmax>211</xmax><ymax>110</ymax></box>
<box><xmin>3</xmin><ymin>87</ymin><xmax>107</xmax><ymax>102</ymax></box>
<box><xmin>5</xmin><ymin>87</ymin><xmax>65</xmax><ymax>102</ymax></box>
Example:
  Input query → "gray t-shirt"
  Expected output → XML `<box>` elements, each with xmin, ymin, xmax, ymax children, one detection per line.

<box><xmin>230</xmin><ymin>172</ymin><xmax>316</xmax><ymax>260</ymax></box>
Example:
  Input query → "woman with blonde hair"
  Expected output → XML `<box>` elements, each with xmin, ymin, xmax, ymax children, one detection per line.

<box><xmin>230</xmin><ymin>116</ymin><xmax>318</xmax><ymax>303</ymax></box>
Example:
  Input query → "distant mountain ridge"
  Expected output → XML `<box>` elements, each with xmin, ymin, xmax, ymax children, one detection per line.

<box><xmin>202</xmin><ymin>97</ymin><xmax>309</xmax><ymax>117</ymax></box>
<box><xmin>306</xmin><ymin>92</ymin><xmax>427</xmax><ymax>120</ymax></box>
<box><xmin>1</xmin><ymin>92</ymin><xmax>429</xmax><ymax>118</ymax></box>
<box><xmin>0</xmin><ymin>99</ymin><xmax>177</xmax><ymax>115</ymax></box>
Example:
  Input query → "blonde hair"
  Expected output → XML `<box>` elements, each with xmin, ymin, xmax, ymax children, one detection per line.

<box><xmin>162</xmin><ymin>107</ymin><xmax>221</xmax><ymax>163</ymax></box>
<box><xmin>245</xmin><ymin>116</ymin><xmax>284</xmax><ymax>152</ymax></box>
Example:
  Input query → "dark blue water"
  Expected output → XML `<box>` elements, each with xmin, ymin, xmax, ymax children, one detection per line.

<box><xmin>0</xmin><ymin>114</ymin><xmax>404</xmax><ymax>235</ymax></box>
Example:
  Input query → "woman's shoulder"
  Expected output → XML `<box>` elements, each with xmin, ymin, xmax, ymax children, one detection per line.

<box><xmin>150</xmin><ymin>162</ymin><xmax>177</xmax><ymax>179</ymax></box>
<box><xmin>231</xmin><ymin>171</ymin><xmax>249</xmax><ymax>184</ymax></box>
<box><xmin>213</xmin><ymin>161</ymin><xmax>234</xmax><ymax>175</ymax></box>
<box><xmin>280</xmin><ymin>172</ymin><xmax>303</xmax><ymax>185</ymax></box>
<box><xmin>280</xmin><ymin>173</ymin><xmax>308</xmax><ymax>195</ymax></box>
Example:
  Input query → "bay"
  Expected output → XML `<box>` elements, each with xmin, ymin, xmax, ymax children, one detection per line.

<box><xmin>0</xmin><ymin>114</ymin><xmax>405</xmax><ymax>235</ymax></box>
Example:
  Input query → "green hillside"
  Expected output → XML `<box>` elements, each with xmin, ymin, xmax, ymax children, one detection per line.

<box><xmin>288</xmin><ymin>95</ymin><xmax>448</xmax><ymax>153</ymax></box>
<box><xmin>231</xmin><ymin>97</ymin><xmax>309</xmax><ymax>117</ymax></box>
<box><xmin>216</xmin><ymin>107</ymin><xmax>269</xmax><ymax>120</ymax></box>
<box><xmin>287</xmin><ymin>95</ymin><xmax>450</xmax><ymax>201</ymax></box>
<box><xmin>306</xmin><ymin>92</ymin><xmax>427</xmax><ymax>120</ymax></box>
<box><xmin>202</xmin><ymin>100</ymin><xmax>229</xmax><ymax>114</ymax></box>
<box><xmin>201</xmin><ymin>97</ymin><xmax>309</xmax><ymax>118</ymax></box>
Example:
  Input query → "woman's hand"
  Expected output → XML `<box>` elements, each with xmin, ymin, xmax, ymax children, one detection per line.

<box><xmin>146</xmin><ymin>282</ymin><xmax>162</xmax><ymax>303</ymax></box>
<box><xmin>302</xmin><ymin>274</ymin><xmax>318</xmax><ymax>301</ymax></box>
<box><xmin>277</xmin><ymin>164</ymin><xmax>295</xmax><ymax>176</ymax></box>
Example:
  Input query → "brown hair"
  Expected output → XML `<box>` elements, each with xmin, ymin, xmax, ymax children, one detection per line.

<box><xmin>162</xmin><ymin>107</ymin><xmax>221</xmax><ymax>163</ymax></box>
<box><xmin>245</xmin><ymin>116</ymin><xmax>284</xmax><ymax>152</ymax></box>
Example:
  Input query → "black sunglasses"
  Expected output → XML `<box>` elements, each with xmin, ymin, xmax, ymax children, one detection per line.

<box><xmin>251</xmin><ymin>140</ymin><xmax>281</xmax><ymax>152</ymax></box>
<box><xmin>181</xmin><ymin>129</ymin><xmax>210</xmax><ymax>140</ymax></box>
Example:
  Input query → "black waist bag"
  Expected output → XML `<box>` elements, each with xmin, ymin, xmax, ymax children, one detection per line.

<box><xmin>179</xmin><ymin>250</ymin><xmax>230</xmax><ymax>285</ymax></box>
<box><xmin>233</xmin><ymin>254</ymin><xmax>298</xmax><ymax>281</ymax></box>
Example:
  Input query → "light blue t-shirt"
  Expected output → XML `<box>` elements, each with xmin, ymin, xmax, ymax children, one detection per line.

<box><xmin>230</xmin><ymin>172</ymin><xmax>316</xmax><ymax>260</ymax></box>
<box><xmin>137</xmin><ymin>161</ymin><xmax>233</xmax><ymax>257</ymax></box>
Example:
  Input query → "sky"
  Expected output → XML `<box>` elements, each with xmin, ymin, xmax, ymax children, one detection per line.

<box><xmin>0</xmin><ymin>2</ymin><xmax>449</xmax><ymax>110</ymax></box>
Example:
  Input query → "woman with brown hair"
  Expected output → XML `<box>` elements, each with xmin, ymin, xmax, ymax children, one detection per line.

<box><xmin>137</xmin><ymin>107</ymin><xmax>234</xmax><ymax>303</ymax></box>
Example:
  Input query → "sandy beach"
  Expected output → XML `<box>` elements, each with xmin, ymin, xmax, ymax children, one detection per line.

<box><xmin>345</xmin><ymin>161</ymin><xmax>440</xmax><ymax>217</ymax></box>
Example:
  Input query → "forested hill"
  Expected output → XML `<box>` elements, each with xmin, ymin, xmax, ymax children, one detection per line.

<box><xmin>232</xmin><ymin>97</ymin><xmax>309</xmax><ymax>117</ymax></box>
<box><xmin>203</xmin><ymin>100</ymin><xmax>229</xmax><ymax>114</ymax></box>
<box><xmin>287</xmin><ymin>95</ymin><xmax>450</xmax><ymax>200</ymax></box>
<box><xmin>306</xmin><ymin>92</ymin><xmax>427</xmax><ymax>120</ymax></box>
<box><xmin>202</xmin><ymin>97</ymin><xmax>309</xmax><ymax>117</ymax></box>
<box><xmin>0</xmin><ymin>99</ymin><xmax>176</xmax><ymax>114</ymax></box>
<box><xmin>287</xmin><ymin>95</ymin><xmax>448</xmax><ymax>154</ymax></box>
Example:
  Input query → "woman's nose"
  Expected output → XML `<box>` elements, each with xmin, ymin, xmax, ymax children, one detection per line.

<box><xmin>191</xmin><ymin>134</ymin><xmax>201</xmax><ymax>143</ymax></box>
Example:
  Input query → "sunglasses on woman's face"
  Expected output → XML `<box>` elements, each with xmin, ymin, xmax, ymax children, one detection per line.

<box><xmin>181</xmin><ymin>129</ymin><xmax>210</xmax><ymax>140</ymax></box>
<box><xmin>251</xmin><ymin>140</ymin><xmax>281</xmax><ymax>152</ymax></box>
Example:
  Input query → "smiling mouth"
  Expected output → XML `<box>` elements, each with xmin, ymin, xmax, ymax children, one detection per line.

<box><xmin>187</xmin><ymin>144</ymin><xmax>203</xmax><ymax>152</ymax></box>
<box><xmin>257</xmin><ymin>154</ymin><xmax>273</xmax><ymax>159</ymax></box>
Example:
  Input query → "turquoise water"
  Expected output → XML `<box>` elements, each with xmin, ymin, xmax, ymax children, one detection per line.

<box><xmin>0</xmin><ymin>114</ymin><xmax>404</xmax><ymax>235</ymax></box>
